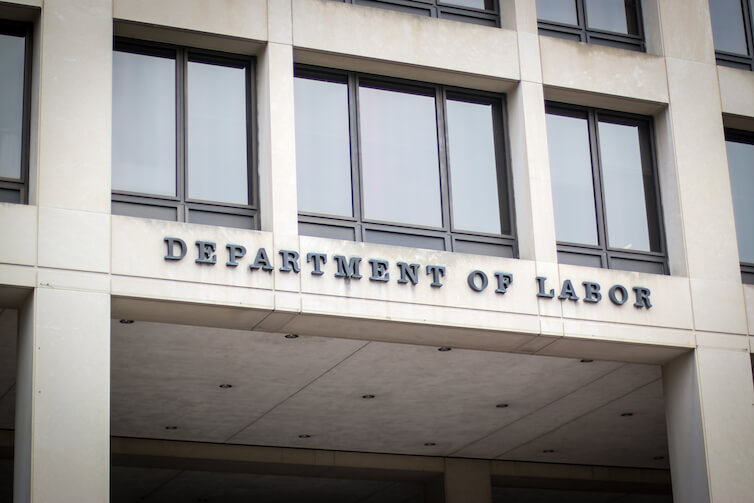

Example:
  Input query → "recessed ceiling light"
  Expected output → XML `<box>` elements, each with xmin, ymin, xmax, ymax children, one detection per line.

<box><xmin>218</xmin><ymin>384</ymin><xmax>233</xmax><ymax>389</ymax></box>
<box><xmin>620</xmin><ymin>412</ymin><xmax>634</xmax><ymax>417</ymax></box>
<box><xmin>495</xmin><ymin>403</ymin><xmax>509</xmax><ymax>409</ymax></box>
<box><xmin>119</xmin><ymin>319</ymin><xmax>134</xmax><ymax>324</ymax></box>
<box><xmin>285</xmin><ymin>334</ymin><xmax>299</xmax><ymax>339</ymax></box>
<box><xmin>165</xmin><ymin>426</ymin><xmax>178</xmax><ymax>430</ymax></box>
<box><xmin>298</xmin><ymin>434</ymin><xmax>311</xmax><ymax>439</ymax></box>
<box><xmin>362</xmin><ymin>394</ymin><xmax>376</xmax><ymax>399</ymax></box>
<box><xmin>653</xmin><ymin>455</ymin><xmax>665</xmax><ymax>460</ymax></box>
<box><xmin>438</xmin><ymin>347</ymin><xmax>452</xmax><ymax>352</ymax></box>
<box><xmin>579</xmin><ymin>359</ymin><xmax>593</xmax><ymax>363</ymax></box>
<box><xmin>542</xmin><ymin>449</ymin><xmax>555</xmax><ymax>453</ymax></box>
<box><xmin>424</xmin><ymin>442</ymin><xmax>436</xmax><ymax>446</ymax></box>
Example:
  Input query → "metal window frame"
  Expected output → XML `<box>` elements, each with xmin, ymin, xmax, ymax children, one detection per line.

<box><xmin>537</xmin><ymin>0</ymin><xmax>645</xmax><ymax>52</ymax></box>
<box><xmin>0</xmin><ymin>20</ymin><xmax>33</xmax><ymax>204</ymax></box>
<box><xmin>545</xmin><ymin>102</ymin><xmax>668</xmax><ymax>275</ymax></box>
<box><xmin>295</xmin><ymin>65</ymin><xmax>517</xmax><ymax>258</ymax></box>
<box><xmin>111</xmin><ymin>38</ymin><xmax>259</xmax><ymax>230</ymax></box>
<box><xmin>337</xmin><ymin>0</ymin><xmax>500</xmax><ymax>27</ymax></box>
<box><xmin>712</xmin><ymin>0</ymin><xmax>754</xmax><ymax>70</ymax></box>
<box><xmin>724</xmin><ymin>128</ymin><xmax>754</xmax><ymax>284</ymax></box>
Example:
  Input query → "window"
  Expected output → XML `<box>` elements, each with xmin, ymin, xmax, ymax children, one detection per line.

<box><xmin>294</xmin><ymin>67</ymin><xmax>515</xmax><ymax>258</ymax></box>
<box><xmin>709</xmin><ymin>0</ymin><xmax>754</xmax><ymax>70</ymax></box>
<box><xmin>545</xmin><ymin>103</ymin><xmax>666</xmax><ymax>274</ymax></box>
<box><xmin>724</xmin><ymin>129</ymin><xmax>754</xmax><ymax>283</ymax></box>
<box><xmin>111</xmin><ymin>40</ymin><xmax>258</xmax><ymax>229</ymax></box>
<box><xmin>536</xmin><ymin>0</ymin><xmax>644</xmax><ymax>51</ymax></box>
<box><xmin>335</xmin><ymin>0</ymin><xmax>499</xmax><ymax>27</ymax></box>
<box><xmin>0</xmin><ymin>20</ymin><xmax>31</xmax><ymax>204</ymax></box>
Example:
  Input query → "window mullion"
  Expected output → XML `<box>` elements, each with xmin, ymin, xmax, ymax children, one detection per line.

<box><xmin>351</xmin><ymin>72</ymin><xmax>366</xmax><ymax>234</ymax></box>
<box><xmin>175</xmin><ymin>48</ymin><xmax>187</xmax><ymax>220</ymax></box>
<box><xmin>589</xmin><ymin>110</ymin><xmax>609</xmax><ymax>259</ymax></box>
<box><xmin>436</xmin><ymin>86</ymin><xmax>452</xmax><ymax>235</ymax></box>
<box><xmin>576</xmin><ymin>0</ymin><xmax>588</xmax><ymax>42</ymax></box>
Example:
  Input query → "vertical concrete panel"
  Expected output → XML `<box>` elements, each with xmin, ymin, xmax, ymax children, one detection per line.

<box><xmin>36</xmin><ymin>0</ymin><xmax>112</xmax><ymax>213</ymax></box>
<box><xmin>444</xmin><ymin>458</ymin><xmax>492</xmax><ymax>503</ymax></box>
<box><xmin>696</xmin><ymin>347</ymin><xmax>754</xmax><ymax>501</ymax></box>
<box><xmin>14</xmin><ymin>288</ymin><xmax>110</xmax><ymax>502</ymax></box>
<box><xmin>662</xmin><ymin>351</ymin><xmax>711</xmax><ymax>503</ymax></box>
<box><xmin>257</xmin><ymin>42</ymin><xmax>298</xmax><ymax>235</ymax></box>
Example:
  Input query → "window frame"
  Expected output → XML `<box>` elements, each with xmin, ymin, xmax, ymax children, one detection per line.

<box><xmin>710</xmin><ymin>0</ymin><xmax>754</xmax><ymax>70</ymax></box>
<box><xmin>536</xmin><ymin>0</ymin><xmax>646</xmax><ymax>52</ymax></box>
<box><xmin>0</xmin><ymin>20</ymin><xmax>33</xmax><ymax>204</ymax></box>
<box><xmin>295</xmin><ymin>65</ymin><xmax>517</xmax><ymax>258</ymax></box>
<box><xmin>724</xmin><ymin>128</ymin><xmax>754</xmax><ymax>284</ymax></box>
<box><xmin>111</xmin><ymin>38</ymin><xmax>259</xmax><ymax>229</ymax></box>
<box><xmin>545</xmin><ymin>102</ymin><xmax>667</xmax><ymax>274</ymax></box>
<box><xmin>335</xmin><ymin>0</ymin><xmax>500</xmax><ymax>27</ymax></box>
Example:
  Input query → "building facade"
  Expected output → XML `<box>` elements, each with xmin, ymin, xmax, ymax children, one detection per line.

<box><xmin>0</xmin><ymin>0</ymin><xmax>753</xmax><ymax>501</ymax></box>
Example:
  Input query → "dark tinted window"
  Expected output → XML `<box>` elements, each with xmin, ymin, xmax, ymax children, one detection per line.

<box><xmin>294</xmin><ymin>67</ymin><xmax>515</xmax><ymax>258</ymax></box>
<box><xmin>0</xmin><ymin>22</ymin><xmax>31</xmax><ymax>203</ymax></box>
<box><xmin>111</xmin><ymin>40</ymin><xmax>257</xmax><ymax>229</ymax></box>
<box><xmin>709</xmin><ymin>0</ymin><xmax>754</xmax><ymax>69</ymax></box>
<box><xmin>545</xmin><ymin>104</ymin><xmax>665</xmax><ymax>274</ymax></box>
<box><xmin>338</xmin><ymin>0</ymin><xmax>499</xmax><ymax>27</ymax></box>
<box><xmin>725</xmin><ymin>130</ymin><xmax>754</xmax><ymax>283</ymax></box>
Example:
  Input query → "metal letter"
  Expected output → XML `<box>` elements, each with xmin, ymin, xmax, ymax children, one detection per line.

<box><xmin>467</xmin><ymin>270</ymin><xmax>488</xmax><ymax>292</ymax></box>
<box><xmin>334</xmin><ymin>255</ymin><xmax>362</xmax><ymax>279</ymax></box>
<box><xmin>250</xmin><ymin>248</ymin><xmax>274</xmax><ymax>272</ymax></box>
<box><xmin>582</xmin><ymin>281</ymin><xmax>602</xmax><ymax>303</ymax></box>
<box><xmin>558</xmin><ymin>279</ymin><xmax>579</xmax><ymax>301</ymax></box>
<box><xmin>609</xmin><ymin>285</ymin><xmax>628</xmax><ymax>305</ymax></box>
<box><xmin>226</xmin><ymin>244</ymin><xmax>246</xmax><ymax>267</ymax></box>
<box><xmin>536</xmin><ymin>277</ymin><xmax>555</xmax><ymax>298</ymax></box>
<box><xmin>164</xmin><ymin>237</ymin><xmax>187</xmax><ymax>261</ymax></box>
<box><xmin>307</xmin><ymin>252</ymin><xmax>327</xmax><ymax>276</ymax></box>
<box><xmin>369</xmin><ymin>259</ymin><xmax>390</xmax><ymax>282</ymax></box>
<box><xmin>426</xmin><ymin>265</ymin><xmax>446</xmax><ymax>288</ymax></box>
<box><xmin>494</xmin><ymin>272</ymin><xmax>513</xmax><ymax>294</ymax></box>
<box><xmin>195</xmin><ymin>241</ymin><xmax>217</xmax><ymax>264</ymax></box>
<box><xmin>633</xmin><ymin>286</ymin><xmax>652</xmax><ymax>309</ymax></box>
<box><xmin>279</xmin><ymin>250</ymin><xmax>301</xmax><ymax>273</ymax></box>
<box><xmin>397</xmin><ymin>262</ymin><xmax>420</xmax><ymax>285</ymax></box>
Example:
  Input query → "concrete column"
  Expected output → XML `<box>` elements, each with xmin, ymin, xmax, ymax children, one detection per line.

<box><xmin>15</xmin><ymin>287</ymin><xmax>110</xmax><ymax>502</ymax></box>
<box><xmin>257</xmin><ymin>7</ymin><xmax>298</xmax><ymax>235</ymax></box>
<box><xmin>663</xmin><ymin>348</ymin><xmax>754</xmax><ymax>502</ymax></box>
<box><xmin>655</xmin><ymin>0</ymin><xmax>747</xmax><ymax>333</ymax></box>
<box><xmin>444</xmin><ymin>458</ymin><xmax>492</xmax><ymax>503</ymax></box>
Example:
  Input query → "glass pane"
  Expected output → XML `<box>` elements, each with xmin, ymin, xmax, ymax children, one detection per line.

<box><xmin>726</xmin><ymin>140</ymin><xmax>754</xmax><ymax>263</ymax></box>
<box><xmin>446</xmin><ymin>99</ymin><xmax>501</xmax><ymax>234</ymax></box>
<box><xmin>112</xmin><ymin>50</ymin><xmax>176</xmax><ymax>197</ymax></box>
<box><xmin>443</xmin><ymin>0</ymin><xmax>487</xmax><ymax>9</ymax></box>
<box><xmin>585</xmin><ymin>0</ymin><xmax>629</xmax><ymax>34</ymax></box>
<box><xmin>294</xmin><ymin>77</ymin><xmax>353</xmax><ymax>217</ymax></box>
<box><xmin>709</xmin><ymin>0</ymin><xmax>749</xmax><ymax>55</ymax></box>
<box><xmin>545</xmin><ymin>113</ymin><xmax>598</xmax><ymax>246</ymax></box>
<box><xmin>359</xmin><ymin>86</ymin><xmax>442</xmax><ymax>228</ymax></box>
<box><xmin>187</xmin><ymin>61</ymin><xmax>248</xmax><ymax>205</ymax></box>
<box><xmin>0</xmin><ymin>33</ymin><xmax>25</xmax><ymax>180</ymax></box>
<box><xmin>536</xmin><ymin>0</ymin><xmax>578</xmax><ymax>25</ymax></box>
<box><xmin>599</xmin><ymin>121</ymin><xmax>650</xmax><ymax>252</ymax></box>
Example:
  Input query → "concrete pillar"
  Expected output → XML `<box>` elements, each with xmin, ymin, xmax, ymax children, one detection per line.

<box><xmin>663</xmin><ymin>348</ymin><xmax>754</xmax><ymax>502</ymax></box>
<box><xmin>444</xmin><ymin>458</ymin><xmax>492</xmax><ymax>503</ymax></box>
<box><xmin>15</xmin><ymin>287</ymin><xmax>110</xmax><ymax>502</ymax></box>
<box><xmin>257</xmin><ymin>3</ymin><xmax>298</xmax><ymax>235</ymax></box>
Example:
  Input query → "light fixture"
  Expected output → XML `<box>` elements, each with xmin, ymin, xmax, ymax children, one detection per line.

<box><xmin>362</xmin><ymin>394</ymin><xmax>376</xmax><ymax>399</ymax></box>
<box><xmin>219</xmin><ymin>384</ymin><xmax>233</xmax><ymax>389</ymax></box>
<box><xmin>119</xmin><ymin>319</ymin><xmax>134</xmax><ymax>324</ymax></box>
<box><xmin>542</xmin><ymin>449</ymin><xmax>555</xmax><ymax>453</ymax></box>
<box><xmin>495</xmin><ymin>403</ymin><xmax>509</xmax><ymax>409</ymax></box>
<box><xmin>620</xmin><ymin>412</ymin><xmax>634</xmax><ymax>417</ymax></box>
<box><xmin>285</xmin><ymin>334</ymin><xmax>299</xmax><ymax>339</ymax></box>
<box><xmin>165</xmin><ymin>426</ymin><xmax>178</xmax><ymax>430</ymax></box>
<box><xmin>579</xmin><ymin>359</ymin><xmax>593</xmax><ymax>363</ymax></box>
<box><xmin>438</xmin><ymin>347</ymin><xmax>452</xmax><ymax>352</ymax></box>
<box><xmin>298</xmin><ymin>434</ymin><xmax>311</xmax><ymax>439</ymax></box>
<box><xmin>424</xmin><ymin>442</ymin><xmax>436</xmax><ymax>447</ymax></box>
